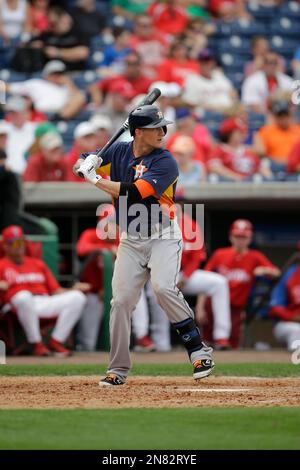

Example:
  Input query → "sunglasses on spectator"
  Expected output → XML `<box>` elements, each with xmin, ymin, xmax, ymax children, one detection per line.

<box><xmin>265</xmin><ymin>60</ymin><xmax>278</xmax><ymax>65</ymax></box>
<box><xmin>126</xmin><ymin>61</ymin><xmax>140</xmax><ymax>66</ymax></box>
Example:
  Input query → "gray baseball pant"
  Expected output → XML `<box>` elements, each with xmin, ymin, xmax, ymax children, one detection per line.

<box><xmin>107</xmin><ymin>223</ymin><xmax>211</xmax><ymax>377</ymax></box>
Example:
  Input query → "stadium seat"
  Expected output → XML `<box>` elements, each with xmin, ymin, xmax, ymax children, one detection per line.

<box><xmin>270</xmin><ymin>36</ymin><xmax>299</xmax><ymax>58</ymax></box>
<box><xmin>247</xmin><ymin>111</ymin><xmax>266</xmax><ymax>131</ymax></box>
<box><xmin>73</xmin><ymin>71</ymin><xmax>98</xmax><ymax>88</ymax></box>
<box><xmin>213</xmin><ymin>20</ymin><xmax>233</xmax><ymax>38</ymax></box>
<box><xmin>219</xmin><ymin>53</ymin><xmax>248</xmax><ymax>73</ymax></box>
<box><xmin>225</xmin><ymin>71</ymin><xmax>244</xmax><ymax>92</ymax></box>
<box><xmin>279</xmin><ymin>1</ymin><xmax>300</xmax><ymax>19</ymax></box>
<box><xmin>1</xmin><ymin>69</ymin><xmax>27</xmax><ymax>82</ymax></box>
<box><xmin>230</xmin><ymin>19</ymin><xmax>266</xmax><ymax>37</ymax></box>
<box><xmin>270</xmin><ymin>17</ymin><xmax>300</xmax><ymax>37</ymax></box>
<box><xmin>247</xmin><ymin>3</ymin><xmax>278</xmax><ymax>21</ymax></box>
<box><xmin>217</xmin><ymin>36</ymin><xmax>251</xmax><ymax>55</ymax></box>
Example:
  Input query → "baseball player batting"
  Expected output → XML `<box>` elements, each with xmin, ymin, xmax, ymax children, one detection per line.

<box><xmin>75</xmin><ymin>103</ymin><xmax>215</xmax><ymax>386</ymax></box>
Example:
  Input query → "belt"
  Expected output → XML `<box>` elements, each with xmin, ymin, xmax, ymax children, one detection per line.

<box><xmin>122</xmin><ymin>219</ymin><xmax>176</xmax><ymax>240</ymax></box>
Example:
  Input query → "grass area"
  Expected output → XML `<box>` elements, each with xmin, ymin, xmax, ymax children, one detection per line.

<box><xmin>0</xmin><ymin>408</ymin><xmax>299</xmax><ymax>450</ymax></box>
<box><xmin>0</xmin><ymin>363</ymin><xmax>299</xmax><ymax>377</ymax></box>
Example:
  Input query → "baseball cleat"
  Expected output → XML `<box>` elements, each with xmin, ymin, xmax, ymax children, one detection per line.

<box><xmin>133</xmin><ymin>335</ymin><xmax>156</xmax><ymax>352</ymax></box>
<box><xmin>193</xmin><ymin>359</ymin><xmax>215</xmax><ymax>380</ymax></box>
<box><xmin>214</xmin><ymin>338</ymin><xmax>231</xmax><ymax>351</ymax></box>
<box><xmin>99</xmin><ymin>374</ymin><xmax>126</xmax><ymax>387</ymax></box>
<box><xmin>48</xmin><ymin>338</ymin><xmax>72</xmax><ymax>357</ymax></box>
<box><xmin>32</xmin><ymin>342</ymin><xmax>51</xmax><ymax>357</ymax></box>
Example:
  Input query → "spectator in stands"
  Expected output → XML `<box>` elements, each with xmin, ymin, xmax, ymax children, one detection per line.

<box><xmin>89</xmin><ymin>114</ymin><xmax>113</xmax><ymax>149</ymax></box>
<box><xmin>241</xmin><ymin>52</ymin><xmax>293</xmax><ymax>113</ymax></box>
<box><xmin>28</xmin><ymin>5</ymin><xmax>90</xmax><ymax>71</ymax></box>
<box><xmin>112</xmin><ymin>0</ymin><xmax>152</xmax><ymax>19</ymax></box>
<box><xmin>27</xmin><ymin>0</ymin><xmax>50</xmax><ymax>35</ymax></box>
<box><xmin>205</xmin><ymin>219</ymin><xmax>280</xmax><ymax>348</ymax></box>
<box><xmin>76</xmin><ymin>206</ymin><xmax>155</xmax><ymax>351</ymax></box>
<box><xmin>253</xmin><ymin>100</ymin><xmax>300</xmax><ymax>165</ymax></box>
<box><xmin>178</xmin><ymin>16</ymin><xmax>215</xmax><ymax>60</ymax></box>
<box><xmin>95</xmin><ymin>82</ymin><xmax>135</xmax><ymax>133</ymax></box>
<box><xmin>89</xmin><ymin>51</ymin><xmax>153</xmax><ymax>107</ymax></box>
<box><xmin>66</xmin><ymin>121</ymin><xmax>98</xmax><ymax>182</ymax></box>
<box><xmin>97</xmin><ymin>26</ymin><xmax>132</xmax><ymax>76</ymax></box>
<box><xmin>0</xmin><ymin>0</ymin><xmax>30</xmax><ymax>43</ymax></box>
<box><xmin>157</xmin><ymin>39</ymin><xmax>200</xmax><ymax>86</ymax></box>
<box><xmin>269</xmin><ymin>251</ymin><xmax>300</xmax><ymax>352</ymax></box>
<box><xmin>8</xmin><ymin>61</ymin><xmax>86</xmax><ymax>120</ymax></box>
<box><xmin>287</xmin><ymin>138</ymin><xmax>300</xmax><ymax>176</ymax></box>
<box><xmin>0</xmin><ymin>147</ymin><xmax>21</xmax><ymax>230</ymax></box>
<box><xmin>244</xmin><ymin>37</ymin><xmax>270</xmax><ymax>77</ymax></box>
<box><xmin>0</xmin><ymin>225</ymin><xmax>88</xmax><ymax>356</ymax></box>
<box><xmin>166</xmin><ymin>108</ymin><xmax>213</xmax><ymax>164</ymax></box>
<box><xmin>208</xmin><ymin>0</ymin><xmax>250</xmax><ymax>20</ymax></box>
<box><xmin>182</xmin><ymin>48</ymin><xmax>237</xmax><ymax>113</ymax></box>
<box><xmin>170</xmin><ymin>135</ymin><xmax>206</xmax><ymax>185</ymax></box>
<box><xmin>69</xmin><ymin>0</ymin><xmax>105</xmax><ymax>40</ymax></box>
<box><xmin>27</xmin><ymin>121</ymin><xmax>60</xmax><ymax>158</ymax></box>
<box><xmin>20</xmin><ymin>94</ymin><xmax>47</xmax><ymax>123</ymax></box>
<box><xmin>4</xmin><ymin>95</ymin><xmax>36</xmax><ymax>174</ymax></box>
<box><xmin>208</xmin><ymin>118</ymin><xmax>273</xmax><ymax>181</ymax></box>
<box><xmin>129</xmin><ymin>14</ymin><xmax>167</xmax><ymax>77</ymax></box>
<box><xmin>23</xmin><ymin>132</ymin><xmax>66</xmax><ymax>182</ymax></box>
<box><xmin>292</xmin><ymin>44</ymin><xmax>300</xmax><ymax>79</ymax></box>
<box><xmin>148</xmin><ymin>0</ymin><xmax>189</xmax><ymax>36</ymax></box>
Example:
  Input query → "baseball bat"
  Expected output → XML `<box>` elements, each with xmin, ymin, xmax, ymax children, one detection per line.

<box><xmin>77</xmin><ymin>87</ymin><xmax>161</xmax><ymax>178</ymax></box>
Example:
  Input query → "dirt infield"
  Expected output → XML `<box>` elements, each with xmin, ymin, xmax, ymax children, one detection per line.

<box><xmin>1</xmin><ymin>375</ymin><xmax>300</xmax><ymax>409</ymax></box>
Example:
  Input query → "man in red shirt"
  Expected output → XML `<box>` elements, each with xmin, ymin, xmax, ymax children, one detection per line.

<box><xmin>208</xmin><ymin>118</ymin><xmax>272</xmax><ymax>181</ymax></box>
<box><xmin>23</xmin><ymin>132</ymin><xmax>67</xmax><ymax>182</ymax></box>
<box><xmin>89</xmin><ymin>52</ymin><xmax>153</xmax><ymax>107</ymax></box>
<box><xmin>0</xmin><ymin>226</ymin><xmax>88</xmax><ymax>356</ymax></box>
<box><xmin>148</xmin><ymin>0</ymin><xmax>188</xmax><ymax>36</ymax></box>
<box><xmin>129</xmin><ymin>14</ymin><xmax>168</xmax><ymax>78</ymax></box>
<box><xmin>205</xmin><ymin>219</ymin><xmax>280</xmax><ymax>348</ymax></box>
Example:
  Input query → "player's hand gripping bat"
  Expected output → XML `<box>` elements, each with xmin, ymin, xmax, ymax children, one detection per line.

<box><xmin>77</xmin><ymin>88</ymin><xmax>161</xmax><ymax>178</ymax></box>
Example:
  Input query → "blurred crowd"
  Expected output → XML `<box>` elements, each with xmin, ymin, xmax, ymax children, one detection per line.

<box><xmin>0</xmin><ymin>0</ymin><xmax>300</xmax><ymax>190</ymax></box>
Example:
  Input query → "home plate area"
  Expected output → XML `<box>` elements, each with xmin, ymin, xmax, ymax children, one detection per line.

<box><xmin>1</xmin><ymin>376</ymin><xmax>300</xmax><ymax>409</ymax></box>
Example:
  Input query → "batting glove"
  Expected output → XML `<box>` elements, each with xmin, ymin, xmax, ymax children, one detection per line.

<box><xmin>78</xmin><ymin>155</ymin><xmax>103</xmax><ymax>185</ymax></box>
<box><xmin>84</xmin><ymin>153</ymin><xmax>102</xmax><ymax>170</ymax></box>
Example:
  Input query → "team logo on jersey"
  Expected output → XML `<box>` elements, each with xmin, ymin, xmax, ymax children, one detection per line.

<box><xmin>133</xmin><ymin>160</ymin><xmax>148</xmax><ymax>180</ymax></box>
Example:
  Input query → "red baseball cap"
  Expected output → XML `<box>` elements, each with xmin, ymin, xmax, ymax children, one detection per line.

<box><xmin>230</xmin><ymin>219</ymin><xmax>253</xmax><ymax>237</ymax></box>
<box><xmin>219</xmin><ymin>118</ymin><xmax>247</xmax><ymax>136</ymax></box>
<box><xmin>109</xmin><ymin>80</ymin><xmax>135</xmax><ymax>99</ymax></box>
<box><xmin>2</xmin><ymin>225</ymin><xmax>24</xmax><ymax>241</ymax></box>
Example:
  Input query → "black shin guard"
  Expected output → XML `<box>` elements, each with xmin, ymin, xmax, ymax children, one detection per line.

<box><xmin>172</xmin><ymin>318</ymin><xmax>203</xmax><ymax>358</ymax></box>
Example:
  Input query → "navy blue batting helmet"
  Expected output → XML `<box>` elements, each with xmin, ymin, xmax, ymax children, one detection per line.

<box><xmin>128</xmin><ymin>104</ymin><xmax>173</xmax><ymax>136</ymax></box>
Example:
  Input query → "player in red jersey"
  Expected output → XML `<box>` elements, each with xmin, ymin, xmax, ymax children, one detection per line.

<box><xmin>205</xmin><ymin>219</ymin><xmax>280</xmax><ymax>348</ymax></box>
<box><xmin>0</xmin><ymin>226</ymin><xmax>88</xmax><ymax>356</ymax></box>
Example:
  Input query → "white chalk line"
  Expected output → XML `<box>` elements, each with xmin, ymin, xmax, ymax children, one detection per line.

<box><xmin>176</xmin><ymin>388</ymin><xmax>253</xmax><ymax>392</ymax></box>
